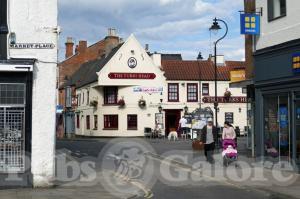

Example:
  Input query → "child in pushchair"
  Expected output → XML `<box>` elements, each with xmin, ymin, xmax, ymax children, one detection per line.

<box><xmin>222</xmin><ymin>139</ymin><xmax>238</xmax><ymax>167</ymax></box>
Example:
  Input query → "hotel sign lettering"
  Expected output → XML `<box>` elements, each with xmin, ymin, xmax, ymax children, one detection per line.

<box><xmin>202</xmin><ymin>96</ymin><xmax>248</xmax><ymax>103</ymax></box>
<box><xmin>10</xmin><ymin>43</ymin><xmax>55</xmax><ymax>49</ymax></box>
<box><xmin>108</xmin><ymin>73</ymin><xmax>156</xmax><ymax>79</ymax></box>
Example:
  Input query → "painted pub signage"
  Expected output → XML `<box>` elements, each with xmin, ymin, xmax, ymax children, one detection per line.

<box><xmin>108</xmin><ymin>73</ymin><xmax>156</xmax><ymax>79</ymax></box>
<box><xmin>202</xmin><ymin>96</ymin><xmax>248</xmax><ymax>103</ymax></box>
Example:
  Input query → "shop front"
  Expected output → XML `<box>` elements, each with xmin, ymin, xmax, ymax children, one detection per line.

<box><xmin>254</xmin><ymin>40</ymin><xmax>300</xmax><ymax>167</ymax></box>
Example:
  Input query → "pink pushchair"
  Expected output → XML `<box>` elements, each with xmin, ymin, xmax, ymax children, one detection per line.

<box><xmin>222</xmin><ymin>139</ymin><xmax>238</xmax><ymax>167</ymax></box>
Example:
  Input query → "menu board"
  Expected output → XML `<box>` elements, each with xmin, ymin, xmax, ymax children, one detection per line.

<box><xmin>225</xmin><ymin>112</ymin><xmax>234</xmax><ymax>124</ymax></box>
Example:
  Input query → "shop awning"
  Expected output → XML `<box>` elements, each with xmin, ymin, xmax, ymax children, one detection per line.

<box><xmin>0</xmin><ymin>59</ymin><xmax>35</xmax><ymax>72</ymax></box>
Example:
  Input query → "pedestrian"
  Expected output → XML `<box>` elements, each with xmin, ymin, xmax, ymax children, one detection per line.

<box><xmin>178</xmin><ymin>116</ymin><xmax>187</xmax><ymax>135</ymax></box>
<box><xmin>200</xmin><ymin>118</ymin><xmax>217</xmax><ymax>164</ymax></box>
<box><xmin>222</xmin><ymin>121</ymin><xmax>236</xmax><ymax>140</ymax></box>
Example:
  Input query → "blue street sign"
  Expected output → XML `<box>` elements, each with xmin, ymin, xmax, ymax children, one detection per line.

<box><xmin>240</xmin><ymin>14</ymin><xmax>260</xmax><ymax>35</ymax></box>
<box><xmin>292</xmin><ymin>53</ymin><xmax>300</xmax><ymax>74</ymax></box>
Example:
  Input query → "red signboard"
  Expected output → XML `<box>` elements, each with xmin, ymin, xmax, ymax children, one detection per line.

<box><xmin>108</xmin><ymin>73</ymin><xmax>156</xmax><ymax>79</ymax></box>
<box><xmin>202</xmin><ymin>96</ymin><xmax>248</xmax><ymax>103</ymax></box>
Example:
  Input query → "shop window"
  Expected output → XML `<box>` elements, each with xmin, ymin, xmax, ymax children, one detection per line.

<box><xmin>104</xmin><ymin>115</ymin><xmax>118</xmax><ymax>129</ymax></box>
<box><xmin>202</xmin><ymin>83</ymin><xmax>209</xmax><ymax>96</ymax></box>
<box><xmin>76</xmin><ymin>114</ymin><xmax>80</xmax><ymax>128</ymax></box>
<box><xmin>268</xmin><ymin>0</ymin><xmax>286</xmax><ymax>21</ymax></box>
<box><xmin>86</xmin><ymin>115</ymin><xmax>90</xmax><ymax>130</ymax></box>
<box><xmin>168</xmin><ymin>83</ymin><xmax>179</xmax><ymax>102</ymax></box>
<box><xmin>187</xmin><ymin>83</ymin><xmax>198</xmax><ymax>102</ymax></box>
<box><xmin>94</xmin><ymin>115</ymin><xmax>98</xmax><ymax>130</ymax></box>
<box><xmin>127</xmin><ymin>115</ymin><xmax>138</xmax><ymax>130</ymax></box>
<box><xmin>104</xmin><ymin>87</ymin><xmax>118</xmax><ymax>105</ymax></box>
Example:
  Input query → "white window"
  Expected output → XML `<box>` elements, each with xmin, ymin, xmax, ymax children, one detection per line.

<box><xmin>268</xmin><ymin>0</ymin><xmax>286</xmax><ymax>21</ymax></box>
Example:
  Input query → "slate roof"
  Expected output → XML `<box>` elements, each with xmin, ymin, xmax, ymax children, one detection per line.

<box><xmin>161</xmin><ymin>60</ymin><xmax>245</xmax><ymax>81</ymax></box>
<box><xmin>64</xmin><ymin>44</ymin><xmax>123</xmax><ymax>89</ymax></box>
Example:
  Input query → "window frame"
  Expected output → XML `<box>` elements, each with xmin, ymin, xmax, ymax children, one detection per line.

<box><xmin>104</xmin><ymin>115</ymin><xmax>119</xmax><ymax>130</ymax></box>
<box><xmin>104</xmin><ymin>87</ymin><xmax>118</xmax><ymax>105</ymax></box>
<box><xmin>94</xmin><ymin>115</ymin><xmax>98</xmax><ymax>130</ymax></box>
<box><xmin>87</xmin><ymin>90</ymin><xmax>90</xmax><ymax>105</ymax></box>
<box><xmin>168</xmin><ymin>83</ymin><xmax>179</xmax><ymax>102</ymax></box>
<box><xmin>127</xmin><ymin>114</ymin><xmax>138</xmax><ymax>130</ymax></box>
<box><xmin>187</xmin><ymin>83</ymin><xmax>198</xmax><ymax>102</ymax></box>
<box><xmin>86</xmin><ymin>115</ymin><xmax>90</xmax><ymax>130</ymax></box>
<box><xmin>202</xmin><ymin>83</ymin><xmax>209</xmax><ymax>96</ymax></box>
<box><xmin>268</xmin><ymin>0</ymin><xmax>286</xmax><ymax>22</ymax></box>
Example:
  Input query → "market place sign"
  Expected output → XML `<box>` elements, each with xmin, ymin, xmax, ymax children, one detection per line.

<box><xmin>10</xmin><ymin>43</ymin><xmax>55</xmax><ymax>49</ymax></box>
<box><xmin>108</xmin><ymin>73</ymin><xmax>156</xmax><ymax>80</ymax></box>
<box><xmin>202</xmin><ymin>96</ymin><xmax>248</xmax><ymax>103</ymax></box>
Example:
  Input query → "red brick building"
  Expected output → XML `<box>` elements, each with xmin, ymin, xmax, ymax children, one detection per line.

<box><xmin>58</xmin><ymin>28</ymin><xmax>120</xmax><ymax>107</ymax></box>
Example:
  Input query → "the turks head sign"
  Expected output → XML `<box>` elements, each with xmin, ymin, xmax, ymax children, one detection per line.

<box><xmin>202</xmin><ymin>96</ymin><xmax>248</xmax><ymax>103</ymax></box>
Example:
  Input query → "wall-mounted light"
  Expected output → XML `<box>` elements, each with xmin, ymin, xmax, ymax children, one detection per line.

<box><xmin>9</xmin><ymin>32</ymin><xmax>16</xmax><ymax>45</ymax></box>
<box><xmin>131</xmin><ymin>50</ymin><xmax>135</xmax><ymax>55</ymax></box>
<box><xmin>184</xmin><ymin>106</ymin><xmax>188</xmax><ymax>114</ymax></box>
<box><xmin>158</xmin><ymin>105</ymin><xmax>163</xmax><ymax>113</ymax></box>
<box><xmin>239</xmin><ymin>107</ymin><xmax>242</xmax><ymax>113</ymax></box>
<box><xmin>217</xmin><ymin>107</ymin><xmax>220</xmax><ymax>113</ymax></box>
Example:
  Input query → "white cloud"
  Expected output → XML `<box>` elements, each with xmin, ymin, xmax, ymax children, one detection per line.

<box><xmin>58</xmin><ymin>0</ymin><xmax>244</xmax><ymax>61</ymax></box>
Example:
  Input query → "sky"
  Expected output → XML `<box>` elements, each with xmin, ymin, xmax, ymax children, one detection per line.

<box><xmin>58</xmin><ymin>0</ymin><xmax>245</xmax><ymax>61</ymax></box>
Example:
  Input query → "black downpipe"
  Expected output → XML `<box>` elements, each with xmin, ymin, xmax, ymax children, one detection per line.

<box><xmin>0</xmin><ymin>0</ymin><xmax>8</xmax><ymax>60</ymax></box>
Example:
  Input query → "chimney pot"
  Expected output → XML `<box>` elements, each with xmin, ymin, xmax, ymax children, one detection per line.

<box><xmin>108</xmin><ymin>28</ymin><xmax>117</xmax><ymax>37</ymax></box>
<box><xmin>65</xmin><ymin>37</ymin><xmax>74</xmax><ymax>58</ymax></box>
<box><xmin>145</xmin><ymin>44</ymin><xmax>149</xmax><ymax>52</ymax></box>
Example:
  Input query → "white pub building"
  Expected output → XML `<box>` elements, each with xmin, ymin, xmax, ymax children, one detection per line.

<box><xmin>68</xmin><ymin>35</ymin><xmax>247</xmax><ymax>137</ymax></box>
<box><xmin>0</xmin><ymin>0</ymin><xmax>58</xmax><ymax>187</ymax></box>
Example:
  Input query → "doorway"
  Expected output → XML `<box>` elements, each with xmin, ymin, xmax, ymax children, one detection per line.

<box><xmin>263</xmin><ymin>94</ymin><xmax>291</xmax><ymax>162</ymax></box>
<box><xmin>0</xmin><ymin>72</ymin><xmax>32</xmax><ymax>186</ymax></box>
<box><xmin>165</xmin><ymin>109</ymin><xmax>181</xmax><ymax>136</ymax></box>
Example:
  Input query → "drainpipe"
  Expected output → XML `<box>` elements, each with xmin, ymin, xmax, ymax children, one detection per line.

<box><xmin>0</xmin><ymin>0</ymin><xmax>8</xmax><ymax>60</ymax></box>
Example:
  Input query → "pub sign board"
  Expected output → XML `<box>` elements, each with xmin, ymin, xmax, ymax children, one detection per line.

<box><xmin>202</xmin><ymin>96</ymin><xmax>247</xmax><ymax>103</ymax></box>
<box><xmin>108</xmin><ymin>73</ymin><xmax>156</xmax><ymax>80</ymax></box>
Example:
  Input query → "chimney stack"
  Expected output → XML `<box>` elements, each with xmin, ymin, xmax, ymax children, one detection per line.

<box><xmin>65</xmin><ymin>37</ymin><xmax>74</xmax><ymax>58</ymax></box>
<box><xmin>104</xmin><ymin>28</ymin><xmax>120</xmax><ymax>57</ymax></box>
<box><xmin>78</xmin><ymin>40</ymin><xmax>87</xmax><ymax>54</ymax></box>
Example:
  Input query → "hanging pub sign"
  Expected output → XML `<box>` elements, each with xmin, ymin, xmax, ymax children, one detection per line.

<box><xmin>292</xmin><ymin>53</ymin><xmax>300</xmax><ymax>74</ymax></box>
<box><xmin>10</xmin><ymin>43</ymin><xmax>55</xmax><ymax>49</ymax></box>
<box><xmin>202</xmin><ymin>96</ymin><xmax>248</xmax><ymax>103</ymax></box>
<box><xmin>240</xmin><ymin>14</ymin><xmax>260</xmax><ymax>35</ymax></box>
<box><xmin>108</xmin><ymin>73</ymin><xmax>156</xmax><ymax>79</ymax></box>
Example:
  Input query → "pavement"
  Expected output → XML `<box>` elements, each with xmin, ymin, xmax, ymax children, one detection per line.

<box><xmin>0</xmin><ymin>136</ymin><xmax>299</xmax><ymax>199</ymax></box>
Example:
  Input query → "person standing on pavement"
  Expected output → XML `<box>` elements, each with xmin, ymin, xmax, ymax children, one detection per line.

<box><xmin>200</xmin><ymin>118</ymin><xmax>218</xmax><ymax>164</ymax></box>
<box><xmin>179</xmin><ymin>116</ymin><xmax>188</xmax><ymax>135</ymax></box>
<box><xmin>222</xmin><ymin>121</ymin><xmax>236</xmax><ymax>140</ymax></box>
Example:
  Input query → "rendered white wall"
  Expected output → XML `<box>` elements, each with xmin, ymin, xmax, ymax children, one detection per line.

<box><xmin>256</xmin><ymin>0</ymin><xmax>300</xmax><ymax>50</ymax></box>
<box><xmin>8</xmin><ymin>0</ymin><xmax>58</xmax><ymax>187</ymax></box>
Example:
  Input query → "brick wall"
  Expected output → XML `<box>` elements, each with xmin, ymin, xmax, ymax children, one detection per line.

<box><xmin>58</xmin><ymin>35</ymin><xmax>120</xmax><ymax>106</ymax></box>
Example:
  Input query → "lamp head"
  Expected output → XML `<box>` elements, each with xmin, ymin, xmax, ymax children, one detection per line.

<box><xmin>209</xmin><ymin>18</ymin><xmax>221</xmax><ymax>35</ymax></box>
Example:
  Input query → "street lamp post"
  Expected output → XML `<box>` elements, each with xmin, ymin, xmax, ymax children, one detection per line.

<box><xmin>209</xmin><ymin>17</ymin><xmax>228</xmax><ymax>143</ymax></box>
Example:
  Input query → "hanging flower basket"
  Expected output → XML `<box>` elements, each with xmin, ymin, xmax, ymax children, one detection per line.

<box><xmin>117</xmin><ymin>98</ymin><xmax>125</xmax><ymax>108</ymax></box>
<box><xmin>138</xmin><ymin>98</ymin><xmax>146</xmax><ymax>108</ymax></box>
<box><xmin>90</xmin><ymin>100</ymin><xmax>98</xmax><ymax>107</ymax></box>
<box><xmin>224</xmin><ymin>90</ymin><xmax>232</xmax><ymax>101</ymax></box>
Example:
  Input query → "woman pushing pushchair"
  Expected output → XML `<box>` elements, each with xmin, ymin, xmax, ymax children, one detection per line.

<box><xmin>222</xmin><ymin>121</ymin><xmax>238</xmax><ymax>166</ymax></box>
